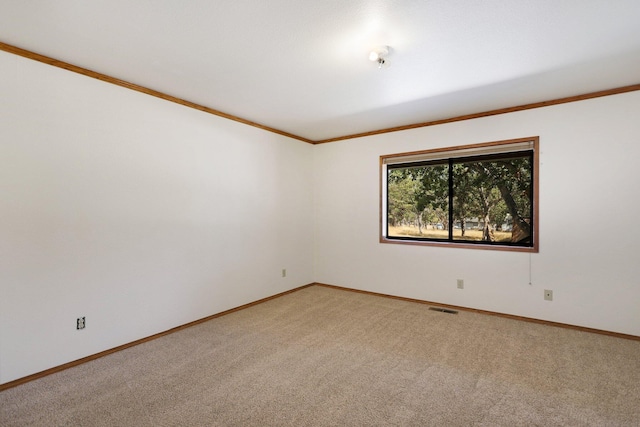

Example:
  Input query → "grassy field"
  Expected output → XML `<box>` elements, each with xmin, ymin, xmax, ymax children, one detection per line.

<box><xmin>388</xmin><ymin>225</ymin><xmax>513</xmax><ymax>242</ymax></box>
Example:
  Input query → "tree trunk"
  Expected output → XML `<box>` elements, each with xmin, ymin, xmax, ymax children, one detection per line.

<box><xmin>478</xmin><ymin>187</ymin><xmax>495</xmax><ymax>242</ymax></box>
<box><xmin>497</xmin><ymin>184</ymin><xmax>530</xmax><ymax>242</ymax></box>
<box><xmin>482</xmin><ymin>213</ymin><xmax>494</xmax><ymax>241</ymax></box>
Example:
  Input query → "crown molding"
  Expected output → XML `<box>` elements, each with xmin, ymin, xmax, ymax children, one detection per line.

<box><xmin>2</xmin><ymin>41</ymin><xmax>639</xmax><ymax>145</ymax></box>
<box><xmin>313</xmin><ymin>83</ymin><xmax>640</xmax><ymax>144</ymax></box>
<box><xmin>0</xmin><ymin>41</ymin><xmax>314</xmax><ymax>144</ymax></box>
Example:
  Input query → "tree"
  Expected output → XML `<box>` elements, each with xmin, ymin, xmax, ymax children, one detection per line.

<box><xmin>475</xmin><ymin>157</ymin><xmax>532</xmax><ymax>243</ymax></box>
<box><xmin>388</xmin><ymin>164</ymin><xmax>448</xmax><ymax>235</ymax></box>
<box><xmin>385</xmin><ymin>140</ymin><xmax>536</xmax><ymax>248</ymax></box>
<box><xmin>387</xmin><ymin>171</ymin><xmax>419</xmax><ymax>228</ymax></box>
<box><xmin>477</xmin><ymin>186</ymin><xmax>502</xmax><ymax>241</ymax></box>
<box><xmin>387</xmin><ymin>153</ymin><xmax>532</xmax><ymax>244</ymax></box>
<box><xmin>454</xmin><ymin>156</ymin><xmax>531</xmax><ymax>242</ymax></box>
<box><xmin>452</xmin><ymin>163</ymin><xmax>478</xmax><ymax>237</ymax></box>
<box><xmin>417</xmin><ymin>163</ymin><xmax>449</xmax><ymax>231</ymax></box>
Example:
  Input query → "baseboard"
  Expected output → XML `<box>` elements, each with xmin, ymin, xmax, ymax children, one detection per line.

<box><xmin>313</xmin><ymin>282</ymin><xmax>640</xmax><ymax>342</ymax></box>
<box><xmin>3</xmin><ymin>281</ymin><xmax>637</xmax><ymax>391</ymax></box>
<box><xmin>0</xmin><ymin>283</ymin><xmax>315</xmax><ymax>391</ymax></box>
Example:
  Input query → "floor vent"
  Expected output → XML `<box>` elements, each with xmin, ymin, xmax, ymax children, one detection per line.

<box><xmin>428</xmin><ymin>307</ymin><xmax>458</xmax><ymax>314</ymax></box>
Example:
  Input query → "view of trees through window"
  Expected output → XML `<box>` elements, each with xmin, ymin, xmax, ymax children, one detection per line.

<box><xmin>386</xmin><ymin>150</ymin><xmax>534</xmax><ymax>247</ymax></box>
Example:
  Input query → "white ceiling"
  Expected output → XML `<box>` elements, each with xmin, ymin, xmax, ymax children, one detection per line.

<box><xmin>2</xmin><ymin>0</ymin><xmax>640</xmax><ymax>142</ymax></box>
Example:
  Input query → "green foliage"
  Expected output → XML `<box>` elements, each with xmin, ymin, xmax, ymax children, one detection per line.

<box><xmin>387</xmin><ymin>171</ymin><xmax>421</xmax><ymax>227</ymax></box>
<box><xmin>387</xmin><ymin>153</ymin><xmax>532</xmax><ymax>242</ymax></box>
<box><xmin>388</xmin><ymin>164</ymin><xmax>449</xmax><ymax>232</ymax></box>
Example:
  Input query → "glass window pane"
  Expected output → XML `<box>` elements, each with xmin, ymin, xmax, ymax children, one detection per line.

<box><xmin>452</xmin><ymin>154</ymin><xmax>532</xmax><ymax>244</ymax></box>
<box><xmin>387</xmin><ymin>162</ymin><xmax>449</xmax><ymax>239</ymax></box>
<box><xmin>381</xmin><ymin>138</ymin><xmax>537</xmax><ymax>251</ymax></box>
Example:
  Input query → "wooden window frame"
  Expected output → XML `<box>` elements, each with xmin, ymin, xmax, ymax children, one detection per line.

<box><xmin>380</xmin><ymin>137</ymin><xmax>539</xmax><ymax>253</ymax></box>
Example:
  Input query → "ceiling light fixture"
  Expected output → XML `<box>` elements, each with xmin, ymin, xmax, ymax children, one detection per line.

<box><xmin>369</xmin><ymin>46</ymin><xmax>390</xmax><ymax>69</ymax></box>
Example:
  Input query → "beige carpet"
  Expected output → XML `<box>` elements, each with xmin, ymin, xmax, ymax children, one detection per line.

<box><xmin>1</xmin><ymin>285</ymin><xmax>639</xmax><ymax>426</ymax></box>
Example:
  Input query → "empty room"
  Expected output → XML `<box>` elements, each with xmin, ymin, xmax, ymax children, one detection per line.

<box><xmin>1</xmin><ymin>1</ymin><xmax>640</xmax><ymax>425</ymax></box>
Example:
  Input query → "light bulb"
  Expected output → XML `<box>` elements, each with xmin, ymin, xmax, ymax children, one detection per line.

<box><xmin>368</xmin><ymin>46</ymin><xmax>390</xmax><ymax>64</ymax></box>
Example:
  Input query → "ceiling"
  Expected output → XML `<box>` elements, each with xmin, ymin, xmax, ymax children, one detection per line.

<box><xmin>1</xmin><ymin>0</ymin><xmax>640</xmax><ymax>142</ymax></box>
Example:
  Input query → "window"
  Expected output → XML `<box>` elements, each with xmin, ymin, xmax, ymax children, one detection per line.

<box><xmin>380</xmin><ymin>137</ymin><xmax>538</xmax><ymax>252</ymax></box>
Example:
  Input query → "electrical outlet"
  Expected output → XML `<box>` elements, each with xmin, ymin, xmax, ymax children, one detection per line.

<box><xmin>282</xmin><ymin>269</ymin><xmax>287</xmax><ymax>278</ymax></box>
<box><xmin>544</xmin><ymin>290</ymin><xmax>553</xmax><ymax>301</ymax></box>
<box><xmin>457</xmin><ymin>279</ymin><xmax>464</xmax><ymax>289</ymax></box>
<box><xmin>77</xmin><ymin>317</ymin><xmax>86</xmax><ymax>330</ymax></box>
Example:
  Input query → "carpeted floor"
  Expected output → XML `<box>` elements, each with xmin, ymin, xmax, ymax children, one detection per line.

<box><xmin>1</xmin><ymin>285</ymin><xmax>639</xmax><ymax>426</ymax></box>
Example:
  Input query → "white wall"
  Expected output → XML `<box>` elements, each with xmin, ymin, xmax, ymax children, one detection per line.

<box><xmin>314</xmin><ymin>90</ymin><xmax>640</xmax><ymax>337</ymax></box>
<box><xmin>0</xmin><ymin>51</ymin><xmax>314</xmax><ymax>384</ymax></box>
<box><xmin>2</xmin><ymin>47</ymin><xmax>639</xmax><ymax>387</ymax></box>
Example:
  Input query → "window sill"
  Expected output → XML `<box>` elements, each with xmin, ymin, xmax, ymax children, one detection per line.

<box><xmin>379</xmin><ymin>236</ymin><xmax>538</xmax><ymax>253</ymax></box>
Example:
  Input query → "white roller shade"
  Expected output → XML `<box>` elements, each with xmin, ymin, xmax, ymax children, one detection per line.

<box><xmin>382</xmin><ymin>139</ymin><xmax>535</xmax><ymax>166</ymax></box>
